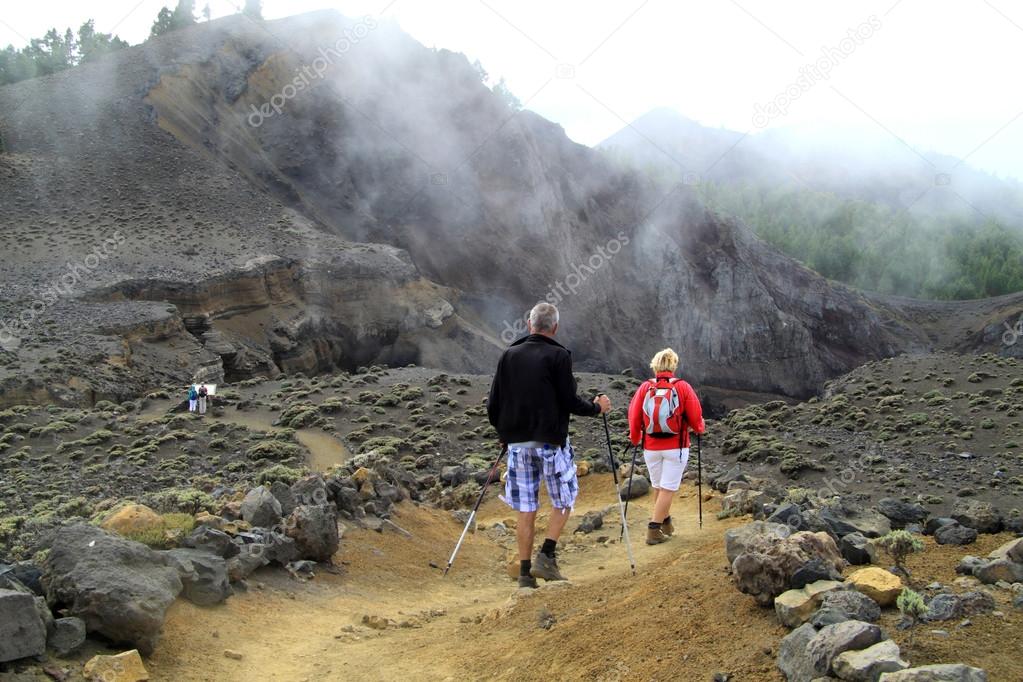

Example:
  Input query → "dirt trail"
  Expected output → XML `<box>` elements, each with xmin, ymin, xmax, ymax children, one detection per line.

<box><xmin>147</xmin><ymin>475</ymin><xmax>782</xmax><ymax>681</ymax></box>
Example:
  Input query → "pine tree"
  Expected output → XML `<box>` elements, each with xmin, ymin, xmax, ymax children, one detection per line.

<box><xmin>243</xmin><ymin>0</ymin><xmax>263</xmax><ymax>20</ymax></box>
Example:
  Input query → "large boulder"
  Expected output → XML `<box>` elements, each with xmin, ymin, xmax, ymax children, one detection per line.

<box><xmin>226</xmin><ymin>544</ymin><xmax>269</xmax><ymax>582</ymax></box>
<box><xmin>240</xmin><ymin>486</ymin><xmax>283</xmax><ymax>528</ymax></box>
<box><xmin>820</xmin><ymin>503</ymin><xmax>892</xmax><ymax>539</ymax></box>
<box><xmin>951</xmin><ymin>501</ymin><xmax>1002</xmax><ymax>534</ymax></box>
<box><xmin>876</xmin><ymin>499</ymin><xmax>928</xmax><ymax>529</ymax></box>
<box><xmin>840</xmin><ymin>532</ymin><xmax>878</xmax><ymax>566</ymax></box>
<box><xmin>924</xmin><ymin>517</ymin><xmax>957</xmax><ymax>536</ymax></box>
<box><xmin>934</xmin><ymin>523</ymin><xmax>978</xmax><ymax>546</ymax></box>
<box><xmin>181</xmin><ymin>526</ymin><xmax>239</xmax><ymax>559</ymax></box>
<box><xmin>724</xmin><ymin>521</ymin><xmax>790</xmax><ymax>564</ymax></box>
<box><xmin>878</xmin><ymin>664</ymin><xmax>988</xmax><ymax>681</ymax></box>
<box><xmin>819</xmin><ymin>589</ymin><xmax>882</xmax><ymax>624</ymax></box>
<box><xmin>974</xmin><ymin>558</ymin><xmax>1023</xmax><ymax>584</ymax></box>
<box><xmin>721</xmin><ymin>488</ymin><xmax>769</xmax><ymax>516</ymax></box>
<box><xmin>291</xmin><ymin>474</ymin><xmax>330</xmax><ymax>507</ymax></box>
<box><xmin>732</xmin><ymin>531</ymin><xmax>845</xmax><ymax>606</ymax></box>
<box><xmin>806</xmin><ymin>620</ymin><xmax>884</xmax><ymax>678</ymax></box>
<box><xmin>847</xmin><ymin>567</ymin><xmax>904</xmax><ymax>607</ymax></box>
<box><xmin>0</xmin><ymin>588</ymin><xmax>47</xmax><ymax>662</ymax></box>
<box><xmin>285</xmin><ymin>505</ymin><xmax>340</xmax><ymax>562</ymax></box>
<box><xmin>162</xmin><ymin>549</ymin><xmax>232</xmax><ymax>606</ymax></box>
<box><xmin>269</xmin><ymin>480</ymin><xmax>297</xmax><ymax>516</ymax></box>
<box><xmin>832</xmin><ymin>639</ymin><xmax>908</xmax><ymax>681</ymax></box>
<box><xmin>619</xmin><ymin>475</ymin><xmax>650</xmax><ymax>500</ymax></box>
<box><xmin>48</xmin><ymin>616</ymin><xmax>87</xmax><ymax>657</ymax></box>
<box><xmin>778</xmin><ymin>622</ymin><xmax>819</xmax><ymax>682</ymax></box>
<box><xmin>774</xmin><ymin>580</ymin><xmax>845</xmax><ymax>628</ymax></box>
<box><xmin>42</xmin><ymin>524</ymin><xmax>182</xmax><ymax>655</ymax></box>
<box><xmin>987</xmin><ymin>537</ymin><xmax>1023</xmax><ymax>562</ymax></box>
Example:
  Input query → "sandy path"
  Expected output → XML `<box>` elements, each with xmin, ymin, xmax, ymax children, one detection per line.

<box><xmin>146</xmin><ymin>475</ymin><xmax>766</xmax><ymax>681</ymax></box>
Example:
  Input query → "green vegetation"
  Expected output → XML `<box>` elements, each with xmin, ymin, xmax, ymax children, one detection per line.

<box><xmin>698</xmin><ymin>182</ymin><xmax>1023</xmax><ymax>299</ymax></box>
<box><xmin>0</xmin><ymin>21</ymin><xmax>127</xmax><ymax>86</ymax></box>
<box><xmin>871</xmin><ymin>530</ymin><xmax>924</xmax><ymax>578</ymax></box>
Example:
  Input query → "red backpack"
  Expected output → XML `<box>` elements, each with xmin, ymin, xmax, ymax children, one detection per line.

<box><xmin>641</xmin><ymin>377</ymin><xmax>685</xmax><ymax>440</ymax></box>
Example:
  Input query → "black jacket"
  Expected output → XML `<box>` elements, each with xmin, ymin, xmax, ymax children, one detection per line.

<box><xmin>487</xmin><ymin>334</ymin><xmax>600</xmax><ymax>446</ymax></box>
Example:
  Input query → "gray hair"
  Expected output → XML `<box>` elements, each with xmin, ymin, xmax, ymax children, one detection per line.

<box><xmin>528</xmin><ymin>302</ymin><xmax>559</xmax><ymax>333</ymax></box>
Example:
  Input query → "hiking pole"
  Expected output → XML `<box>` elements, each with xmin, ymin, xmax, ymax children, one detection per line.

<box><xmin>443</xmin><ymin>446</ymin><xmax>506</xmax><ymax>576</ymax></box>
<box><xmin>620</xmin><ymin>444</ymin><xmax>638</xmax><ymax>540</ymax></box>
<box><xmin>602</xmin><ymin>413</ymin><xmax>637</xmax><ymax>576</ymax></box>
<box><xmin>696</xmin><ymin>433</ymin><xmax>703</xmax><ymax>528</ymax></box>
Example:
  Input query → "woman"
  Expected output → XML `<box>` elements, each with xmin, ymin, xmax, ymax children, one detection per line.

<box><xmin>627</xmin><ymin>348</ymin><xmax>705</xmax><ymax>545</ymax></box>
<box><xmin>188</xmin><ymin>384</ymin><xmax>198</xmax><ymax>414</ymax></box>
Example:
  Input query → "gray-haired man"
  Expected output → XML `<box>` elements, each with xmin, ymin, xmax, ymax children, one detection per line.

<box><xmin>487</xmin><ymin>302</ymin><xmax>611</xmax><ymax>587</ymax></box>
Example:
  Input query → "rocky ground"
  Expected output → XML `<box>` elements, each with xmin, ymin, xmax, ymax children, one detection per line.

<box><xmin>1</xmin><ymin>355</ymin><xmax>1022</xmax><ymax>679</ymax></box>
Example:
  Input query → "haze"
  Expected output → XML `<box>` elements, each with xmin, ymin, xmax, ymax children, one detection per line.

<box><xmin>3</xmin><ymin>0</ymin><xmax>1021</xmax><ymax>181</ymax></box>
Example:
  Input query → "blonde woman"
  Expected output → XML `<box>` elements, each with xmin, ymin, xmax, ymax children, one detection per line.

<box><xmin>627</xmin><ymin>348</ymin><xmax>705</xmax><ymax>544</ymax></box>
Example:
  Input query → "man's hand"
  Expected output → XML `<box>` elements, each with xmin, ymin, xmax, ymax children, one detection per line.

<box><xmin>594</xmin><ymin>394</ymin><xmax>611</xmax><ymax>414</ymax></box>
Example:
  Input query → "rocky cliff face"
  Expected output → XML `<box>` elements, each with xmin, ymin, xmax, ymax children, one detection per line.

<box><xmin>0</xmin><ymin>10</ymin><xmax>1020</xmax><ymax>406</ymax></box>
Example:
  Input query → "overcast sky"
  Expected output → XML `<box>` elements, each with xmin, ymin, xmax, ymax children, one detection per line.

<box><xmin>3</xmin><ymin>0</ymin><xmax>1022</xmax><ymax>181</ymax></box>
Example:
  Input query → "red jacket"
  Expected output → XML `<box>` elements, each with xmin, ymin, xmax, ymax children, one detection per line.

<box><xmin>628</xmin><ymin>372</ymin><xmax>705</xmax><ymax>450</ymax></box>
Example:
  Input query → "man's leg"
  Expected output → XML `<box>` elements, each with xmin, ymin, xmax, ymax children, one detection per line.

<box><xmin>545</xmin><ymin>506</ymin><xmax>571</xmax><ymax>543</ymax></box>
<box><xmin>517</xmin><ymin>511</ymin><xmax>537</xmax><ymax>561</ymax></box>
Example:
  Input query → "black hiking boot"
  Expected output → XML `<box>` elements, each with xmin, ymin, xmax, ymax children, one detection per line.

<box><xmin>517</xmin><ymin>574</ymin><xmax>538</xmax><ymax>589</ymax></box>
<box><xmin>530</xmin><ymin>551</ymin><xmax>567</xmax><ymax>581</ymax></box>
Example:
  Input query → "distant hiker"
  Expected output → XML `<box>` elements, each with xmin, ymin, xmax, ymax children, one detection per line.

<box><xmin>197</xmin><ymin>383</ymin><xmax>209</xmax><ymax>416</ymax></box>
<box><xmin>188</xmin><ymin>384</ymin><xmax>198</xmax><ymax>413</ymax></box>
<box><xmin>488</xmin><ymin>302</ymin><xmax>611</xmax><ymax>588</ymax></box>
<box><xmin>627</xmin><ymin>348</ymin><xmax>704</xmax><ymax>545</ymax></box>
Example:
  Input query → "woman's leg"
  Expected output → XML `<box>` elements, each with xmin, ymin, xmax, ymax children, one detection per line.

<box><xmin>653</xmin><ymin>488</ymin><xmax>673</xmax><ymax>523</ymax></box>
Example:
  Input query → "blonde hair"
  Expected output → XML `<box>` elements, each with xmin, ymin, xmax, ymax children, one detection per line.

<box><xmin>650</xmin><ymin>348</ymin><xmax>679</xmax><ymax>374</ymax></box>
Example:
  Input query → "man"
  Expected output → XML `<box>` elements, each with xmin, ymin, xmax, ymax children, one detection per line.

<box><xmin>197</xmin><ymin>383</ymin><xmax>209</xmax><ymax>416</ymax></box>
<box><xmin>488</xmin><ymin>302</ymin><xmax>611</xmax><ymax>588</ymax></box>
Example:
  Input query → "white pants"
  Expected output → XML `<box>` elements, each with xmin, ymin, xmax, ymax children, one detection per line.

<box><xmin>188</xmin><ymin>399</ymin><xmax>197</xmax><ymax>412</ymax></box>
<box><xmin>643</xmin><ymin>448</ymin><xmax>689</xmax><ymax>491</ymax></box>
<box><xmin>198</xmin><ymin>397</ymin><xmax>207</xmax><ymax>414</ymax></box>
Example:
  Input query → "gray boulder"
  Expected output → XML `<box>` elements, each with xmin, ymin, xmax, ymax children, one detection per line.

<box><xmin>0</xmin><ymin>562</ymin><xmax>43</xmax><ymax>596</ymax></box>
<box><xmin>574</xmin><ymin>510</ymin><xmax>604</xmax><ymax>534</ymax></box>
<box><xmin>226</xmin><ymin>544</ymin><xmax>269</xmax><ymax>582</ymax></box>
<box><xmin>820</xmin><ymin>503</ymin><xmax>892</xmax><ymax>539</ymax></box>
<box><xmin>792</xmin><ymin>558</ymin><xmax>844</xmax><ymax>589</ymax></box>
<box><xmin>955</xmin><ymin>556</ymin><xmax>985</xmax><ymax>576</ymax></box>
<box><xmin>0</xmin><ymin>588</ymin><xmax>47</xmax><ymax>662</ymax></box>
<box><xmin>768</xmin><ymin>502</ymin><xmax>805</xmax><ymax>528</ymax></box>
<box><xmin>48</xmin><ymin>616</ymin><xmax>86</xmax><ymax>657</ymax></box>
<box><xmin>974</xmin><ymin>558</ymin><xmax>1023</xmax><ymax>584</ymax></box>
<box><xmin>285</xmin><ymin>505</ymin><xmax>340</xmax><ymax>562</ymax></box>
<box><xmin>807</xmin><ymin>620</ymin><xmax>883</xmax><ymax>677</ymax></box>
<box><xmin>440</xmin><ymin>465</ymin><xmax>467</xmax><ymax>486</ymax></box>
<box><xmin>819</xmin><ymin>589</ymin><xmax>881</xmax><ymax>623</ymax></box>
<box><xmin>924</xmin><ymin>517</ymin><xmax>957</xmax><ymax>536</ymax></box>
<box><xmin>619</xmin><ymin>475</ymin><xmax>651</xmax><ymax>500</ymax></box>
<box><xmin>733</xmin><ymin>531</ymin><xmax>845</xmax><ymax>606</ymax></box>
<box><xmin>291</xmin><ymin>474</ymin><xmax>330</xmax><ymax>507</ymax></box>
<box><xmin>840</xmin><ymin>533</ymin><xmax>877</xmax><ymax>566</ymax></box>
<box><xmin>934</xmin><ymin>523</ymin><xmax>977</xmax><ymax>546</ymax></box>
<box><xmin>163</xmin><ymin>548</ymin><xmax>232</xmax><ymax>606</ymax></box>
<box><xmin>877</xmin><ymin>664</ymin><xmax>988</xmax><ymax>681</ymax></box>
<box><xmin>778</xmin><ymin>622</ymin><xmax>819</xmax><ymax>682</ymax></box>
<box><xmin>270</xmin><ymin>480</ymin><xmax>297</xmax><ymax>516</ymax></box>
<box><xmin>832</xmin><ymin>639</ymin><xmax>908</xmax><ymax>681</ymax></box>
<box><xmin>877</xmin><ymin>499</ymin><xmax>928</xmax><ymax>529</ymax></box>
<box><xmin>182</xmin><ymin>526</ymin><xmax>239</xmax><ymax>559</ymax></box>
<box><xmin>241</xmin><ymin>486</ymin><xmax>283</xmax><ymax>528</ymax></box>
<box><xmin>375</xmin><ymin>482</ymin><xmax>403</xmax><ymax>506</ymax></box>
<box><xmin>42</xmin><ymin>524</ymin><xmax>182</xmax><ymax>655</ymax></box>
<box><xmin>921</xmin><ymin>593</ymin><xmax>963</xmax><ymax>622</ymax></box>
<box><xmin>725</xmin><ymin>521</ymin><xmax>790</xmax><ymax>564</ymax></box>
<box><xmin>951</xmin><ymin>500</ymin><xmax>1002</xmax><ymax>534</ymax></box>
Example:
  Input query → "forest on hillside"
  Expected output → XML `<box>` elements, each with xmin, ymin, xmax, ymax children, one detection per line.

<box><xmin>697</xmin><ymin>182</ymin><xmax>1023</xmax><ymax>300</ymax></box>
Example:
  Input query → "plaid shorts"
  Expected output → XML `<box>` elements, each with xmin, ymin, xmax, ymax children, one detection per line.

<box><xmin>501</xmin><ymin>441</ymin><xmax>578</xmax><ymax>512</ymax></box>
